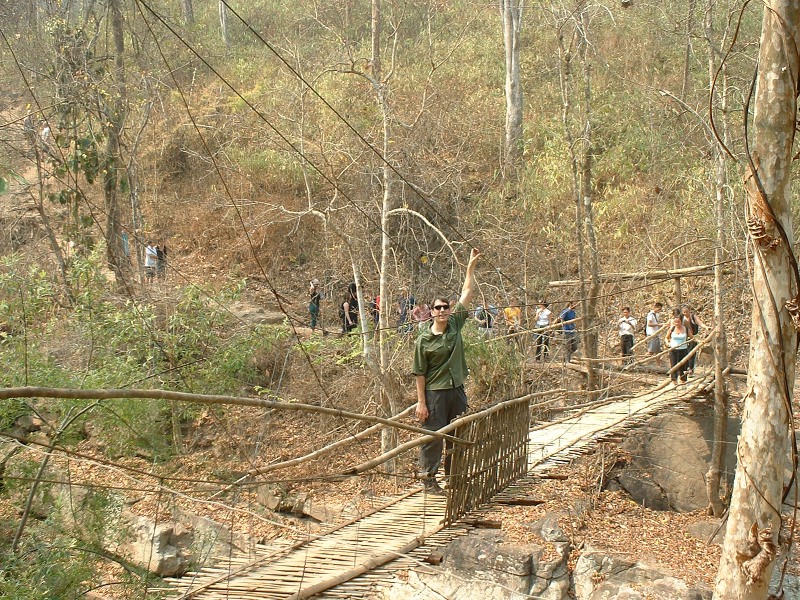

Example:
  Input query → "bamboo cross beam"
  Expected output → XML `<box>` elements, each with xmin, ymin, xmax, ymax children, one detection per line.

<box><xmin>547</xmin><ymin>263</ymin><xmax>728</xmax><ymax>287</ymax></box>
<box><xmin>0</xmin><ymin>386</ymin><xmax>466</xmax><ymax>444</ymax></box>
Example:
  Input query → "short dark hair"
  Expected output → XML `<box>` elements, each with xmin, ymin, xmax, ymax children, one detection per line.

<box><xmin>622</xmin><ymin>306</ymin><xmax>631</xmax><ymax>312</ymax></box>
<box><xmin>654</xmin><ymin>302</ymin><xmax>663</xmax><ymax>309</ymax></box>
<box><xmin>432</xmin><ymin>296</ymin><xmax>450</xmax><ymax>307</ymax></box>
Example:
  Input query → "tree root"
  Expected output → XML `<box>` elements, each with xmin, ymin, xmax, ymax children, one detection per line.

<box><xmin>735</xmin><ymin>522</ymin><xmax>777</xmax><ymax>585</ymax></box>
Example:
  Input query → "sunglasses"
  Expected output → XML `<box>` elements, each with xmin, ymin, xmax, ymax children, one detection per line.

<box><xmin>432</xmin><ymin>304</ymin><xmax>450</xmax><ymax>311</ymax></box>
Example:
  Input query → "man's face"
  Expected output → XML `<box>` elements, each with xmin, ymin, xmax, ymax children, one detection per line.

<box><xmin>431</xmin><ymin>301</ymin><xmax>451</xmax><ymax>321</ymax></box>
<box><xmin>623</xmin><ymin>309</ymin><xmax>630</xmax><ymax>317</ymax></box>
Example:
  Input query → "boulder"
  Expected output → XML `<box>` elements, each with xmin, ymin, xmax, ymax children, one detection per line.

<box><xmin>573</xmin><ymin>547</ymin><xmax>711</xmax><ymax>600</ymax></box>
<box><xmin>116</xmin><ymin>514</ymin><xmax>193</xmax><ymax>577</ymax></box>
<box><xmin>256</xmin><ymin>484</ymin><xmax>342</xmax><ymax>524</ymax></box>
<box><xmin>171</xmin><ymin>505</ymin><xmax>255</xmax><ymax>555</ymax></box>
<box><xmin>612</xmin><ymin>412</ymin><xmax>739</xmax><ymax>512</ymax></box>
<box><xmin>770</xmin><ymin>571</ymin><xmax>799</xmax><ymax>599</ymax></box>
<box><xmin>686</xmin><ymin>518</ymin><xmax>725</xmax><ymax>546</ymax></box>
<box><xmin>380</xmin><ymin>513</ymin><xmax>570</xmax><ymax>600</ymax></box>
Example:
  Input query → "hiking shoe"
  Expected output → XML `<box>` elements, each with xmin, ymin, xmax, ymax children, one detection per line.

<box><xmin>423</xmin><ymin>479</ymin><xmax>446</xmax><ymax>496</ymax></box>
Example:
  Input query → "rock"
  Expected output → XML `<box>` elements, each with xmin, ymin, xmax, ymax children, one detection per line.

<box><xmin>573</xmin><ymin>547</ymin><xmax>711</xmax><ymax>600</ymax></box>
<box><xmin>171</xmin><ymin>505</ymin><xmax>255</xmax><ymax>555</ymax></box>
<box><xmin>686</xmin><ymin>518</ymin><xmax>725</xmax><ymax>546</ymax></box>
<box><xmin>612</xmin><ymin>413</ymin><xmax>739</xmax><ymax>512</ymax></box>
<box><xmin>117</xmin><ymin>514</ymin><xmax>193</xmax><ymax>577</ymax></box>
<box><xmin>302</xmin><ymin>497</ymin><xmax>343</xmax><ymax>524</ymax></box>
<box><xmin>528</xmin><ymin>514</ymin><xmax>571</xmax><ymax>600</ymax></box>
<box><xmin>14</xmin><ymin>415</ymin><xmax>43</xmax><ymax>433</ymax></box>
<box><xmin>379</xmin><ymin>516</ymin><xmax>570</xmax><ymax>600</ymax></box>
<box><xmin>255</xmin><ymin>484</ymin><xmax>342</xmax><ymax>524</ymax></box>
<box><xmin>615</xmin><ymin>472</ymin><xmax>671</xmax><ymax>511</ymax></box>
<box><xmin>770</xmin><ymin>571</ymin><xmax>799</xmax><ymax>599</ymax></box>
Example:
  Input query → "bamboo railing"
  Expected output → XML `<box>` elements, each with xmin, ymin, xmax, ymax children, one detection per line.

<box><xmin>444</xmin><ymin>397</ymin><xmax>530</xmax><ymax>525</ymax></box>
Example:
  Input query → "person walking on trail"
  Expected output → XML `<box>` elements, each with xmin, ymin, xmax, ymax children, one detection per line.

<box><xmin>503</xmin><ymin>298</ymin><xmax>522</xmax><ymax>336</ymax></box>
<box><xmin>681</xmin><ymin>305</ymin><xmax>705</xmax><ymax>377</ymax></box>
<box><xmin>558</xmin><ymin>301</ymin><xmax>578</xmax><ymax>364</ymax></box>
<box><xmin>534</xmin><ymin>302</ymin><xmax>552</xmax><ymax>361</ymax></box>
<box><xmin>309</xmin><ymin>279</ymin><xmax>322</xmax><ymax>332</ymax></box>
<box><xmin>666</xmin><ymin>311</ymin><xmax>692</xmax><ymax>385</ymax></box>
<box><xmin>144</xmin><ymin>241</ymin><xmax>157</xmax><ymax>284</ymax></box>
<box><xmin>645</xmin><ymin>302</ymin><xmax>663</xmax><ymax>367</ymax></box>
<box><xmin>474</xmin><ymin>304</ymin><xmax>494</xmax><ymax>337</ymax></box>
<box><xmin>397</xmin><ymin>288</ymin><xmax>415</xmax><ymax>334</ymax></box>
<box><xmin>618</xmin><ymin>306</ymin><xmax>637</xmax><ymax>363</ymax></box>
<box><xmin>156</xmin><ymin>243</ymin><xmax>168</xmax><ymax>281</ymax></box>
<box><xmin>341</xmin><ymin>283</ymin><xmax>359</xmax><ymax>333</ymax></box>
<box><xmin>412</xmin><ymin>248</ymin><xmax>480</xmax><ymax>496</ymax></box>
<box><xmin>411</xmin><ymin>303</ymin><xmax>431</xmax><ymax>331</ymax></box>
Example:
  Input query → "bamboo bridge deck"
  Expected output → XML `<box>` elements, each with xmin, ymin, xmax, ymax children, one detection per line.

<box><xmin>154</xmin><ymin>374</ymin><xmax>711</xmax><ymax>600</ymax></box>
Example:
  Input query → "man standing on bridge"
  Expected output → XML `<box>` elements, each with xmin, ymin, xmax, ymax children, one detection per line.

<box><xmin>412</xmin><ymin>248</ymin><xmax>480</xmax><ymax>496</ymax></box>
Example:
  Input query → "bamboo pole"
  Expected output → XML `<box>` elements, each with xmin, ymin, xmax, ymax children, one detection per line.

<box><xmin>0</xmin><ymin>386</ymin><xmax>464</xmax><ymax>444</ymax></box>
<box><xmin>284</xmin><ymin>533</ymin><xmax>433</xmax><ymax>600</ymax></box>
<box><xmin>547</xmin><ymin>262</ymin><xmax>731</xmax><ymax>287</ymax></box>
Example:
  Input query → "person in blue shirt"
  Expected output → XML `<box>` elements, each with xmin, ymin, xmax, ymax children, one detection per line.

<box><xmin>558</xmin><ymin>301</ymin><xmax>578</xmax><ymax>364</ymax></box>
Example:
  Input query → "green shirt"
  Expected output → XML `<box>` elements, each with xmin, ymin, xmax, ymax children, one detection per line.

<box><xmin>412</xmin><ymin>302</ymin><xmax>469</xmax><ymax>390</ymax></box>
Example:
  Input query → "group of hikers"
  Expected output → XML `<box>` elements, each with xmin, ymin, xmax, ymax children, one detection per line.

<box><xmin>630</xmin><ymin>301</ymin><xmax>706</xmax><ymax>385</ymax></box>
<box><xmin>309</xmin><ymin>252</ymin><xmax>706</xmax><ymax>495</ymax></box>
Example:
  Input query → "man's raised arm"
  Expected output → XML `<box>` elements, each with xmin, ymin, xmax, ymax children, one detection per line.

<box><xmin>458</xmin><ymin>248</ymin><xmax>480</xmax><ymax>308</ymax></box>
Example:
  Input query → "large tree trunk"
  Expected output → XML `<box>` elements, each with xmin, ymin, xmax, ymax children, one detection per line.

<box><xmin>219</xmin><ymin>1</ymin><xmax>229</xmax><ymax>48</ymax></box>
<box><xmin>180</xmin><ymin>0</ymin><xmax>194</xmax><ymax>24</ymax></box>
<box><xmin>577</xmin><ymin>9</ymin><xmax>600</xmax><ymax>398</ymax></box>
<box><xmin>704</xmin><ymin>0</ymin><xmax>729</xmax><ymax>518</ymax></box>
<box><xmin>105</xmin><ymin>0</ymin><xmax>127</xmax><ymax>284</ymax></box>
<box><xmin>500</xmin><ymin>0</ymin><xmax>523</xmax><ymax>176</ymax></box>
<box><xmin>714</xmin><ymin>2</ymin><xmax>800</xmax><ymax>597</ymax></box>
<box><xmin>372</xmin><ymin>0</ymin><xmax>399</xmax><ymax>471</ymax></box>
<box><xmin>558</xmin><ymin>6</ymin><xmax>600</xmax><ymax>396</ymax></box>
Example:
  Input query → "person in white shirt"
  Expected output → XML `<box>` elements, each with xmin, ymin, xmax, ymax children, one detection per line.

<box><xmin>645</xmin><ymin>302</ymin><xmax>663</xmax><ymax>366</ymax></box>
<box><xmin>144</xmin><ymin>241</ymin><xmax>158</xmax><ymax>284</ymax></box>
<box><xmin>534</xmin><ymin>302</ymin><xmax>552</xmax><ymax>361</ymax></box>
<box><xmin>618</xmin><ymin>306</ymin><xmax>637</xmax><ymax>362</ymax></box>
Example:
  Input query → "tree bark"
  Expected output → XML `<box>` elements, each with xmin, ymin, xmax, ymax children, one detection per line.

<box><xmin>500</xmin><ymin>0</ymin><xmax>524</xmax><ymax>176</ymax></box>
<box><xmin>105</xmin><ymin>0</ymin><xmax>127</xmax><ymax>284</ymax></box>
<box><xmin>371</xmin><ymin>0</ymin><xmax>400</xmax><ymax>472</ymax></box>
<box><xmin>180</xmin><ymin>0</ymin><xmax>194</xmax><ymax>24</ymax></box>
<box><xmin>704</xmin><ymin>0</ymin><xmax>729</xmax><ymax>519</ymax></box>
<box><xmin>714</xmin><ymin>2</ymin><xmax>800</xmax><ymax>597</ymax></box>
<box><xmin>219</xmin><ymin>0</ymin><xmax>229</xmax><ymax>48</ymax></box>
<box><xmin>579</xmin><ymin>8</ymin><xmax>601</xmax><ymax>399</ymax></box>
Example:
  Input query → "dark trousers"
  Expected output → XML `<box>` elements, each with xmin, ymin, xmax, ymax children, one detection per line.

<box><xmin>564</xmin><ymin>331</ymin><xmax>578</xmax><ymax>362</ymax></box>
<box><xmin>670</xmin><ymin>347</ymin><xmax>689</xmax><ymax>382</ymax></box>
<box><xmin>686</xmin><ymin>340</ymin><xmax>697</xmax><ymax>371</ymax></box>
<box><xmin>535</xmin><ymin>333</ymin><xmax>550</xmax><ymax>360</ymax></box>
<box><xmin>620</xmin><ymin>334</ymin><xmax>634</xmax><ymax>357</ymax></box>
<box><xmin>419</xmin><ymin>386</ymin><xmax>468</xmax><ymax>479</ymax></box>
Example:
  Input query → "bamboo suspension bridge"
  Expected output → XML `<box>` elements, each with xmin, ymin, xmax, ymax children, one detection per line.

<box><xmin>152</xmin><ymin>373</ymin><xmax>712</xmax><ymax>600</ymax></box>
